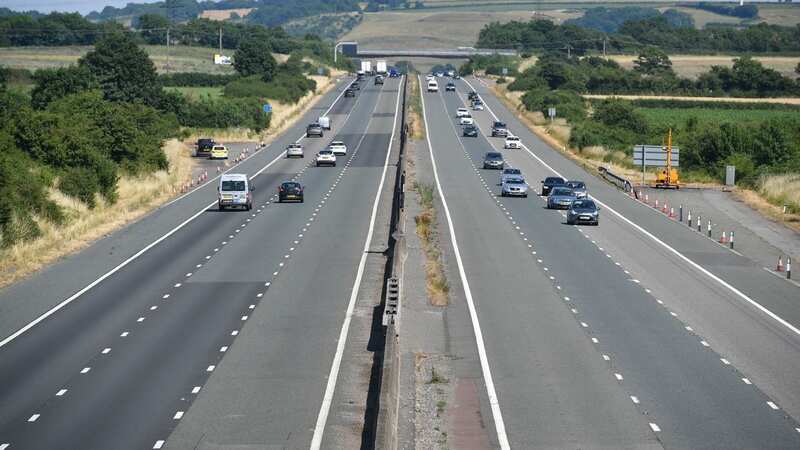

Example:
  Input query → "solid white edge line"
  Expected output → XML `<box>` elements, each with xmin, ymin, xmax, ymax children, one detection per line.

<box><xmin>462</xmin><ymin>76</ymin><xmax>800</xmax><ymax>338</ymax></box>
<box><xmin>309</xmin><ymin>77</ymin><xmax>403</xmax><ymax>450</ymax></box>
<box><xmin>0</xmin><ymin>78</ymin><xmax>357</xmax><ymax>350</ymax></box>
<box><xmin>418</xmin><ymin>75</ymin><xmax>511</xmax><ymax>450</ymax></box>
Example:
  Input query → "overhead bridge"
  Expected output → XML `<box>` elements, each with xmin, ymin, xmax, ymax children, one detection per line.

<box><xmin>356</xmin><ymin>48</ymin><xmax>517</xmax><ymax>59</ymax></box>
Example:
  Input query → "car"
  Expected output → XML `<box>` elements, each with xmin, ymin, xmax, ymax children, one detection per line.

<box><xmin>459</xmin><ymin>115</ymin><xmax>474</xmax><ymax>126</ymax></box>
<box><xmin>351</xmin><ymin>82</ymin><xmax>361</xmax><ymax>90</ymax></box>
<box><xmin>565</xmin><ymin>180</ymin><xmax>587</xmax><ymax>198</ymax></box>
<box><xmin>468</xmin><ymin>91</ymin><xmax>479</xmax><ymax>102</ymax></box>
<box><xmin>195</xmin><ymin>138</ymin><xmax>216</xmax><ymax>157</ymax></box>
<box><xmin>456</xmin><ymin>107</ymin><xmax>470</xmax><ymax>118</ymax></box>
<box><xmin>217</xmin><ymin>173</ymin><xmax>253</xmax><ymax>211</ymax></box>
<box><xmin>306</xmin><ymin>123</ymin><xmax>324</xmax><ymax>137</ymax></box>
<box><xmin>541</xmin><ymin>176</ymin><xmax>568</xmax><ymax>196</ymax></box>
<box><xmin>491</xmin><ymin>121</ymin><xmax>508</xmax><ymax>137</ymax></box>
<box><xmin>547</xmin><ymin>187</ymin><xmax>577</xmax><ymax>209</ymax></box>
<box><xmin>435</xmin><ymin>72</ymin><xmax>444</xmax><ymax>77</ymax></box>
<box><xmin>445</xmin><ymin>82</ymin><xmax>456</xmax><ymax>92</ymax></box>
<box><xmin>483</xmin><ymin>152</ymin><xmax>504</xmax><ymax>170</ymax></box>
<box><xmin>316</xmin><ymin>149</ymin><xmax>337</xmax><ymax>166</ymax></box>
<box><xmin>356</xmin><ymin>72</ymin><xmax>365</xmax><ymax>80</ymax></box>
<box><xmin>375</xmin><ymin>75</ymin><xmax>384</xmax><ymax>85</ymax></box>
<box><xmin>501</xmin><ymin>167</ymin><xmax>522</xmax><ymax>183</ymax></box>
<box><xmin>472</xmin><ymin>101</ymin><xmax>484</xmax><ymax>111</ymax></box>
<box><xmin>328</xmin><ymin>140</ymin><xmax>347</xmax><ymax>156</ymax></box>
<box><xmin>318</xmin><ymin>115</ymin><xmax>331</xmax><ymax>130</ymax></box>
<box><xmin>501</xmin><ymin>176</ymin><xmax>529</xmax><ymax>197</ymax></box>
<box><xmin>344</xmin><ymin>88</ymin><xmax>356</xmax><ymax>97</ymax></box>
<box><xmin>567</xmin><ymin>199</ymin><xmax>600</xmax><ymax>225</ymax></box>
<box><xmin>427</xmin><ymin>80</ymin><xmax>439</xmax><ymax>92</ymax></box>
<box><xmin>504</xmin><ymin>135</ymin><xmax>521</xmax><ymax>149</ymax></box>
<box><xmin>453</xmin><ymin>73</ymin><xmax>461</xmax><ymax>79</ymax></box>
<box><xmin>425</xmin><ymin>74</ymin><xmax>435</xmax><ymax>81</ymax></box>
<box><xmin>210</xmin><ymin>145</ymin><xmax>229</xmax><ymax>160</ymax></box>
<box><xmin>278</xmin><ymin>181</ymin><xmax>304</xmax><ymax>203</ymax></box>
<box><xmin>286</xmin><ymin>143</ymin><xmax>304</xmax><ymax>158</ymax></box>
<box><xmin>463</xmin><ymin>124</ymin><xmax>479</xmax><ymax>137</ymax></box>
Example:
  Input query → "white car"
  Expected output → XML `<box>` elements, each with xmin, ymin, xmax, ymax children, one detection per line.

<box><xmin>427</xmin><ymin>80</ymin><xmax>438</xmax><ymax>92</ymax></box>
<box><xmin>473</xmin><ymin>101</ymin><xmax>484</xmax><ymax>111</ymax></box>
<box><xmin>504</xmin><ymin>135</ymin><xmax>521</xmax><ymax>149</ymax></box>
<box><xmin>425</xmin><ymin>74</ymin><xmax>435</xmax><ymax>81</ymax></box>
<box><xmin>316</xmin><ymin>149</ymin><xmax>337</xmax><ymax>167</ymax></box>
<box><xmin>328</xmin><ymin>140</ymin><xmax>347</xmax><ymax>156</ymax></box>
<box><xmin>456</xmin><ymin>107</ymin><xmax>470</xmax><ymax>118</ymax></box>
<box><xmin>286</xmin><ymin>143</ymin><xmax>304</xmax><ymax>158</ymax></box>
<box><xmin>460</xmin><ymin>115</ymin><xmax>474</xmax><ymax>126</ymax></box>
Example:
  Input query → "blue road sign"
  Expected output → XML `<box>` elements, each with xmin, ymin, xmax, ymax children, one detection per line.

<box><xmin>263</xmin><ymin>104</ymin><xmax>272</xmax><ymax>113</ymax></box>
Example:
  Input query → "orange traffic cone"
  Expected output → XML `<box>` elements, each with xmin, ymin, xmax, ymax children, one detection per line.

<box><xmin>777</xmin><ymin>256</ymin><xmax>784</xmax><ymax>272</ymax></box>
<box><xmin>719</xmin><ymin>231</ymin><xmax>727</xmax><ymax>244</ymax></box>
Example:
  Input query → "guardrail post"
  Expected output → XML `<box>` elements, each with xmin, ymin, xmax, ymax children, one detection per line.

<box><xmin>687</xmin><ymin>210</ymin><xmax>692</xmax><ymax>227</ymax></box>
<box><xmin>788</xmin><ymin>257</ymin><xmax>792</xmax><ymax>280</ymax></box>
<box><xmin>679</xmin><ymin>204</ymin><xmax>683</xmax><ymax>222</ymax></box>
<box><xmin>729</xmin><ymin>230</ymin><xmax>734</xmax><ymax>249</ymax></box>
<box><xmin>707</xmin><ymin>220</ymin><xmax>712</xmax><ymax>238</ymax></box>
<box><xmin>697</xmin><ymin>214</ymin><xmax>702</xmax><ymax>232</ymax></box>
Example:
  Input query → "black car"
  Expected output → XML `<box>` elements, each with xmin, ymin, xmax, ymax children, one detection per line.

<box><xmin>344</xmin><ymin>88</ymin><xmax>356</xmax><ymax>97</ymax></box>
<box><xmin>463</xmin><ymin>124</ymin><xmax>478</xmax><ymax>137</ymax></box>
<box><xmin>195</xmin><ymin>138</ymin><xmax>216</xmax><ymax>157</ymax></box>
<box><xmin>306</xmin><ymin>123</ymin><xmax>324</xmax><ymax>137</ymax></box>
<box><xmin>567</xmin><ymin>199</ymin><xmax>599</xmax><ymax>225</ymax></box>
<box><xmin>445</xmin><ymin>82</ymin><xmax>456</xmax><ymax>92</ymax></box>
<box><xmin>483</xmin><ymin>152</ymin><xmax>505</xmax><ymax>170</ymax></box>
<box><xmin>278</xmin><ymin>181</ymin><xmax>304</xmax><ymax>203</ymax></box>
<box><xmin>351</xmin><ymin>82</ymin><xmax>360</xmax><ymax>91</ymax></box>
<box><xmin>541</xmin><ymin>176</ymin><xmax>567</xmax><ymax>196</ymax></box>
<box><xmin>468</xmin><ymin>91</ymin><xmax>479</xmax><ymax>102</ymax></box>
<box><xmin>491</xmin><ymin>121</ymin><xmax>508</xmax><ymax>137</ymax></box>
<box><xmin>375</xmin><ymin>75</ymin><xmax>384</xmax><ymax>85</ymax></box>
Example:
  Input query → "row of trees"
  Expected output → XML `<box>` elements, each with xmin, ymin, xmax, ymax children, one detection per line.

<box><xmin>476</xmin><ymin>16</ymin><xmax>800</xmax><ymax>54</ymax></box>
<box><xmin>564</xmin><ymin>7</ymin><xmax>694</xmax><ymax>33</ymax></box>
<box><xmin>692</xmin><ymin>2</ymin><xmax>759</xmax><ymax>19</ymax></box>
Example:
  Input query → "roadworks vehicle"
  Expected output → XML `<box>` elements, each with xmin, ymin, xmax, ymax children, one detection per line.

<box><xmin>653</xmin><ymin>129</ymin><xmax>680</xmax><ymax>189</ymax></box>
<box><xmin>218</xmin><ymin>173</ymin><xmax>253</xmax><ymax>211</ymax></box>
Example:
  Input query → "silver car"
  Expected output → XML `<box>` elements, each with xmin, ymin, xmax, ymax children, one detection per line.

<box><xmin>547</xmin><ymin>187</ymin><xmax>577</xmax><ymax>209</ymax></box>
<box><xmin>566</xmin><ymin>180</ymin><xmax>587</xmax><ymax>198</ymax></box>
<box><xmin>286</xmin><ymin>143</ymin><xmax>304</xmax><ymax>158</ymax></box>
<box><xmin>501</xmin><ymin>176</ymin><xmax>529</xmax><ymax>197</ymax></box>
<box><xmin>567</xmin><ymin>199</ymin><xmax>600</xmax><ymax>225</ymax></box>
<box><xmin>500</xmin><ymin>168</ymin><xmax>522</xmax><ymax>184</ymax></box>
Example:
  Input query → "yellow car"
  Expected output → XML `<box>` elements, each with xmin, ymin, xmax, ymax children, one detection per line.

<box><xmin>210</xmin><ymin>145</ymin><xmax>229</xmax><ymax>160</ymax></box>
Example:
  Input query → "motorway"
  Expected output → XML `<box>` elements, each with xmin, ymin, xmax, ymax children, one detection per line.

<box><xmin>419</xmin><ymin>75</ymin><xmax>800</xmax><ymax>449</ymax></box>
<box><xmin>0</xmin><ymin>75</ymin><xmax>402</xmax><ymax>450</ymax></box>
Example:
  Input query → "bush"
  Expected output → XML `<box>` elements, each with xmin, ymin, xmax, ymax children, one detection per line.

<box><xmin>224</xmin><ymin>72</ymin><xmax>316</xmax><ymax>104</ymax></box>
<box><xmin>158</xmin><ymin>72</ymin><xmax>240</xmax><ymax>87</ymax></box>
<box><xmin>521</xmin><ymin>89</ymin><xmax>586</xmax><ymax>122</ymax></box>
<box><xmin>178</xmin><ymin>96</ymin><xmax>271</xmax><ymax>131</ymax></box>
<box><xmin>507</xmin><ymin>68</ymin><xmax>547</xmax><ymax>92</ymax></box>
<box><xmin>593</xmin><ymin>100</ymin><xmax>648</xmax><ymax>134</ymax></box>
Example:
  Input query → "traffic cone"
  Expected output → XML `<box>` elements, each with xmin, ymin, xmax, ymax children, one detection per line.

<box><xmin>662</xmin><ymin>202</ymin><xmax>668</xmax><ymax>214</ymax></box>
<box><xmin>777</xmin><ymin>256</ymin><xmax>784</xmax><ymax>272</ymax></box>
<box><xmin>719</xmin><ymin>231</ymin><xmax>727</xmax><ymax>244</ymax></box>
<box><xmin>669</xmin><ymin>207</ymin><xmax>675</xmax><ymax>218</ymax></box>
<box><xmin>655</xmin><ymin>199</ymin><xmax>659</xmax><ymax>209</ymax></box>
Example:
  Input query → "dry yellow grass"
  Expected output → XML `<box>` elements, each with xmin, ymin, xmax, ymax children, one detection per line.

<box><xmin>607</xmin><ymin>55</ymin><xmax>800</xmax><ymax>80</ymax></box>
<box><xmin>583</xmin><ymin>93</ymin><xmax>800</xmax><ymax>105</ymax></box>
<box><xmin>198</xmin><ymin>8</ymin><xmax>255</xmax><ymax>21</ymax></box>
<box><xmin>735</xmin><ymin>183</ymin><xmax>800</xmax><ymax>233</ymax></box>
<box><xmin>0</xmin><ymin>140</ymin><xmax>195</xmax><ymax>288</ymax></box>
<box><xmin>407</xmin><ymin>75</ymin><xmax>426</xmax><ymax>140</ymax></box>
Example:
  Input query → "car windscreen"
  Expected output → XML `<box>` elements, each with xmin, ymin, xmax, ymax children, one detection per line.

<box><xmin>506</xmin><ymin>178</ymin><xmax>525</xmax><ymax>184</ymax></box>
<box><xmin>494</xmin><ymin>122</ymin><xmax>506</xmax><ymax>128</ymax></box>
<box><xmin>282</xmin><ymin>183</ymin><xmax>300</xmax><ymax>189</ymax></box>
<box><xmin>572</xmin><ymin>200</ymin><xmax>596</xmax><ymax>210</ymax></box>
<box><xmin>568</xmin><ymin>181</ymin><xmax>586</xmax><ymax>189</ymax></box>
<box><xmin>551</xmin><ymin>188</ymin><xmax>573</xmax><ymax>196</ymax></box>
<box><xmin>221</xmin><ymin>180</ymin><xmax>246</xmax><ymax>191</ymax></box>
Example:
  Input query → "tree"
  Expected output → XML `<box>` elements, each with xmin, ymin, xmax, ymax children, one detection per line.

<box><xmin>633</xmin><ymin>46</ymin><xmax>673</xmax><ymax>75</ymax></box>
<box><xmin>30</xmin><ymin>66</ymin><xmax>97</xmax><ymax>109</ymax></box>
<box><xmin>795</xmin><ymin>61</ymin><xmax>800</xmax><ymax>76</ymax></box>
<box><xmin>136</xmin><ymin>13</ymin><xmax>169</xmax><ymax>45</ymax></box>
<box><xmin>79</xmin><ymin>33</ymin><xmax>162</xmax><ymax>106</ymax></box>
<box><xmin>233</xmin><ymin>38</ymin><xmax>278</xmax><ymax>80</ymax></box>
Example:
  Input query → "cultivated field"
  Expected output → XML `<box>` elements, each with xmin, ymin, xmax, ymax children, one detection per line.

<box><xmin>0</xmin><ymin>45</ymin><xmax>237</xmax><ymax>74</ymax></box>
<box><xmin>198</xmin><ymin>8</ymin><xmax>255</xmax><ymax>21</ymax></box>
<box><xmin>609</xmin><ymin>55</ymin><xmax>800</xmax><ymax>79</ymax></box>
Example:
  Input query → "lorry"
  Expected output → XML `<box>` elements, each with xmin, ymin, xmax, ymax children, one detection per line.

<box><xmin>318</xmin><ymin>115</ymin><xmax>331</xmax><ymax>130</ymax></box>
<box><xmin>376</xmin><ymin>60</ymin><xmax>387</xmax><ymax>75</ymax></box>
<box><xmin>360</xmin><ymin>60</ymin><xmax>372</xmax><ymax>75</ymax></box>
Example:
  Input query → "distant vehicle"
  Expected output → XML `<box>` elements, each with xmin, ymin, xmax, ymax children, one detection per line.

<box><xmin>445</xmin><ymin>82</ymin><xmax>456</xmax><ymax>92</ymax></box>
<box><xmin>483</xmin><ymin>152</ymin><xmax>504</xmax><ymax>170</ymax></box>
<box><xmin>425</xmin><ymin>74</ymin><xmax>435</xmax><ymax>81</ymax></box>
<box><xmin>504</xmin><ymin>135</ymin><xmax>521</xmax><ymax>149</ymax></box>
<box><xmin>567</xmin><ymin>199</ymin><xmax>600</xmax><ymax>225</ymax></box>
<box><xmin>456</xmin><ymin>107</ymin><xmax>470</xmax><ymax>118</ymax></box>
<box><xmin>344</xmin><ymin>88</ymin><xmax>356</xmax><ymax>97</ymax></box>
<box><xmin>491</xmin><ymin>121</ymin><xmax>508</xmax><ymax>137</ymax></box>
<box><xmin>375</xmin><ymin>75</ymin><xmax>384</xmax><ymax>85</ymax></box>
<box><xmin>566</xmin><ymin>180</ymin><xmax>587</xmax><ymax>198</ymax></box>
<box><xmin>356</xmin><ymin>70</ymin><xmax>365</xmax><ymax>78</ymax></box>
<box><xmin>318</xmin><ymin>116</ymin><xmax>331</xmax><ymax>130</ymax></box>
<box><xmin>351</xmin><ymin>82</ymin><xmax>361</xmax><ymax>90</ymax></box>
<box><xmin>217</xmin><ymin>173</ymin><xmax>253</xmax><ymax>211</ymax></box>
<box><xmin>195</xmin><ymin>138</ymin><xmax>216</xmax><ymax>157</ymax></box>
<box><xmin>286</xmin><ymin>143</ymin><xmax>304</xmax><ymax>158</ymax></box>
<box><xmin>427</xmin><ymin>80</ymin><xmax>439</xmax><ymax>92</ymax></box>
<box><xmin>329</xmin><ymin>140</ymin><xmax>347</xmax><ymax>156</ymax></box>
<box><xmin>316</xmin><ymin>149</ymin><xmax>337</xmax><ymax>167</ymax></box>
<box><xmin>501</xmin><ymin>167</ymin><xmax>522</xmax><ymax>183</ymax></box>
<box><xmin>459</xmin><ymin>115</ymin><xmax>474</xmax><ymax>126</ymax></box>
<box><xmin>547</xmin><ymin>187</ymin><xmax>577</xmax><ymax>209</ymax></box>
<box><xmin>306</xmin><ymin>123</ymin><xmax>324</xmax><ymax>137</ymax></box>
<box><xmin>453</xmin><ymin>73</ymin><xmax>461</xmax><ymax>79</ymax></box>
<box><xmin>435</xmin><ymin>71</ymin><xmax>445</xmax><ymax>77</ymax></box>
<box><xmin>501</xmin><ymin>176</ymin><xmax>529</xmax><ymax>197</ymax></box>
<box><xmin>468</xmin><ymin>91</ymin><xmax>479</xmax><ymax>102</ymax></box>
<box><xmin>278</xmin><ymin>181</ymin><xmax>304</xmax><ymax>203</ymax></box>
<box><xmin>463</xmin><ymin>124</ymin><xmax>478</xmax><ymax>137</ymax></box>
<box><xmin>389</xmin><ymin>68</ymin><xmax>400</xmax><ymax>78</ymax></box>
<box><xmin>541</xmin><ymin>176</ymin><xmax>567</xmax><ymax>196</ymax></box>
<box><xmin>472</xmin><ymin>100</ymin><xmax>484</xmax><ymax>111</ymax></box>
<box><xmin>210</xmin><ymin>145</ymin><xmax>229</xmax><ymax>160</ymax></box>
<box><xmin>376</xmin><ymin>60</ymin><xmax>387</xmax><ymax>75</ymax></box>
<box><xmin>447</xmin><ymin>70</ymin><xmax>455</xmax><ymax>77</ymax></box>
<box><xmin>361</xmin><ymin>60</ymin><xmax>372</xmax><ymax>74</ymax></box>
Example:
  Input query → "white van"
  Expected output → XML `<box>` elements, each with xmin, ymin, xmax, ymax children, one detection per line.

<box><xmin>318</xmin><ymin>115</ymin><xmax>331</xmax><ymax>130</ymax></box>
<box><xmin>218</xmin><ymin>173</ymin><xmax>253</xmax><ymax>211</ymax></box>
<box><xmin>427</xmin><ymin>80</ymin><xmax>439</xmax><ymax>93</ymax></box>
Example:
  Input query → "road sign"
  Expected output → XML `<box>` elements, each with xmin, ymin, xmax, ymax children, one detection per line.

<box><xmin>317</xmin><ymin>67</ymin><xmax>325</xmax><ymax>76</ymax></box>
<box><xmin>263</xmin><ymin>103</ymin><xmax>272</xmax><ymax>113</ymax></box>
<box><xmin>502</xmin><ymin>67</ymin><xmax>508</xmax><ymax>75</ymax></box>
<box><xmin>633</xmin><ymin>145</ymin><xmax>680</xmax><ymax>167</ymax></box>
<box><xmin>726</xmin><ymin>165</ymin><xmax>736</xmax><ymax>186</ymax></box>
<box><xmin>547</xmin><ymin>107</ymin><xmax>556</xmax><ymax>119</ymax></box>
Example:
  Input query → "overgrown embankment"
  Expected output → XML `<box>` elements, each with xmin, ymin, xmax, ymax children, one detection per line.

<box><xmin>407</xmin><ymin>75</ymin><xmax>426</xmax><ymax>140</ymax></box>
<box><xmin>413</xmin><ymin>182</ymin><xmax>449</xmax><ymax>307</ymax></box>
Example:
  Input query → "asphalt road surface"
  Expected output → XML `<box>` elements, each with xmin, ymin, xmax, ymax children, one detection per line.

<box><xmin>419</xmin><ymin>75</ymin><xmax>800</xmax><ymax>449</ymax></box>
<box><xmin>0</xmin><ymin>76</ymin><xmax>403</xmax><ymax>450</ymax></box>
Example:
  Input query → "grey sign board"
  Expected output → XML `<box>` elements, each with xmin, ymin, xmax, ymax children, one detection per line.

<box><xmin>633</xmin><ymin>145</ymin><xmax>680</xmax><ymax>167</ymax></box>
<box><xmin>547</xmin><ymin>107</ymin><xmax>556</xmax><ymax>119</ymax></box>
<box><xmin>726</xmin><ymin>165</ymin><xmax>736</xmax><ymax>186</ymax></box>
<box><xmin>502</xmin><ymin>67</ymin><xmax>508</xmax><ymax>75</ymax></box>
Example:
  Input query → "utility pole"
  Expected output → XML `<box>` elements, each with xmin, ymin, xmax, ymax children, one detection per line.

<box><xmin>602</xmin><ymin>37</ymin><xmax>606</xmax><ymax>57</ymax></box>
<box><xmin>166</xmin><ymin>27</ymin><xmax>171</xmax><ymax>73</ymax></box>
<box><xmin>218</xmin><ymin>27</ymin><xmax>223</xmax><ymax>54</ymax></box>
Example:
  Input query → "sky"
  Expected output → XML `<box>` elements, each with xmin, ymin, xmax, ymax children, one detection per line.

<box><xmin>5</xmin><ymin>0</ymin><xmax>161</xmax><ymax>15</ymax></box>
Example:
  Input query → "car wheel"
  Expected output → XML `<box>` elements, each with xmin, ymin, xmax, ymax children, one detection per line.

<box><xmin>523</xmin><ymin>194</ymin><xmax>528</xmax><ymax>198</ymax></box>
<box><xmin>316</xmin><ymin>162</ymin><xmax>320</xmax><ymax>167</ymax></box>
<box><xmin>300</xmin><ymin>197</ymin><xmax>304</xmax><ymax>203</ymax></box>
<box><xmin>247</xmin><ymin>203</ymin><xmax>252</xmax><ymax>211</ymax></box>
<box><xmin>218</xmin><ymin>203</ymin><xmax>224</xmax><ymax>211</ymax></box>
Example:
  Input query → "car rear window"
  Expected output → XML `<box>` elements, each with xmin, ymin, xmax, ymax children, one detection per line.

<box><xmin>568</xmin><ymin>181</ymin><xmax>586</xmax><ymax>189</ymax></box>
<box><xmin>545</xmin><ymin>177</ymin><xmax>565</xmax><ymax>184</ymax></box>
<box><xmin>506</xmin><ymin>178</ymin><xmax>525</xmax><ymax>184</ymax></box>
<box><xmin>504</xmin><ymin>169</ymin><xmax>521</xmax><ymax>174</ymax></box>
<box><xmin>320</xmin><ymin>150</ymin><xmax>333</xmax><ymax>154</ymax></box>
<box><xmin>283</xmin><ymin>182</ymin><xmax>300</xmax><ymax>189</ymax></box>
<box><xmin>552</xmin><ymin>187</ymin><xmax>573</xmax><ymax>195</ymax></box>
<box><xmin>494</xmin><ymin>122</ymin><xmax>506</xmax><ymax>127</ymax></box>
<box><xmin>221</xmin><ymin>180</ymin><xmax>245</xmax><ymax>191</ymax></box>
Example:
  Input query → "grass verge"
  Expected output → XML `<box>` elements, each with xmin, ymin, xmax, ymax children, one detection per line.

<box><xmin>0</xmin><ymin>140</ymin><xmax>195</xmax><ymax>288</ymax></box>
<box><xmin>407</xmin><ymin>74</ymin><xmax>426</xmax><ymax>140</ymax></box>
<box><xmin>413</xmin><ymin>181</ymin><xmax>450</xmax><ymax>307</ymax></box>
